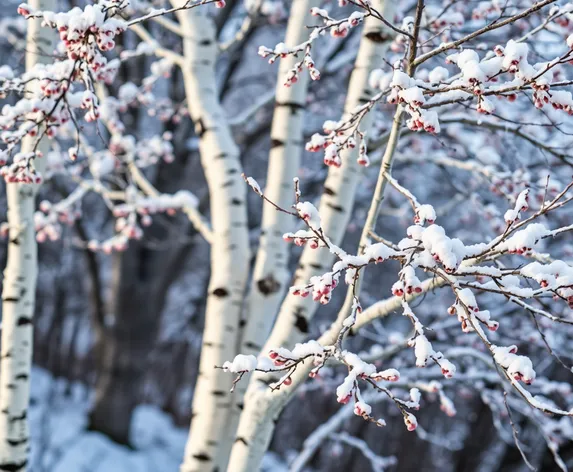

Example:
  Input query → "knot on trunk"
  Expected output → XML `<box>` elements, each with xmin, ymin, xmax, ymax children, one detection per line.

<box><xmin>257</xmin><ymin>275</ymin><xmax>280</xmax><ymax>296</ymax></box>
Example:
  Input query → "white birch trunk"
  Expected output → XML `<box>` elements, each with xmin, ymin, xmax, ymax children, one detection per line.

<box><xmin>172</xmin><ymin>3</ymin><xmax>250</xmax><ymax>472</ymax></box>
<box><xmin>240</xmin><ymin>0</ymin><xmax>321</xmax><ymax>358</ymax></box>
<box><xmin>258</xmin><ymin>0</ymin><xmax>395</xmax><ymax>357</ymax></box>
<box><xmin>227</xmin><ymin>1</ymin><xmax>320</xmax><ymax>463</ymax></box>
<box><xmin>0</xmin><ymin>1</ymin><xmax>55</xmax><ymax>470</ymax></box>
<box><xmin>228</xmin><ymin>3</ymin><xmax>394</xmax><ymax>470</ymax></box>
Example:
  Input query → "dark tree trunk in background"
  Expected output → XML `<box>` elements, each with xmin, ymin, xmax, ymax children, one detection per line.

<box><xmin>88</xmin><ymin>244</ymin><xmax>164</xmax><ymax>445</ymax></box>
<box><xmin>453</xmin><ymin>400</ymin><xmax>497</xmax><ymax>471</ymax></box>
<box><xmin>86</xmin><ymin>138</ymin><xmax>202</xmax><ymax>444</ymax></box>
<box><xmin>84</xmin><ymin>37</ymin><xmax>205</xmax><ymax>442</ymax></box>
<box><xmin>87</xmin><ymin>218</ymin><xmax>202</xmax><ymax>444</ymax></box>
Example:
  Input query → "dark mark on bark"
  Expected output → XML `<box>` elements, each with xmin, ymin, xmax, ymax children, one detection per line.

<box><xmin>0</xmin><ymin>459</ymin><xmax>27</xmax><ymax>471</ymax></box>
<box><xmin>294</xmin><ymin>314</ymin><xmax>309</xmax><ymax>333</ymax></box>
<box><xmin>195</xmin><ymin>118</ymin><xmax>206</xmax><ymax>137</ymax></box>
<box><xmin>244</xmin><ymin>342</ymin><xmax>260</xmax><ymax>351</ymax></box>
<box><xmin>270</xmin><ymin>139</ymin><xmax>285</xmax><ymax>149</ymax></box>
<box><xmin>276</xmin><ymin>101</ymin><xmax>305</xmax><ymax>115</ymax></box>
<box><xmin>9</xmin><ymin>412</ymin><xmax>26</xmax><ymax>423</ymax></box>
<box><xmin>6</xmin><ymin>438</ymin><xmax>27</xmax><ymax>447</ymax></box>
<box><xmin>257</xmin><ymin>275</ymin><xmax>280</xmax><ymax>295</ymax></box>
<box><xmin>365</xmin><ymin>31</ymin><xmax>391</xmax><ymax>43</ymax></box>
<box><xmin>212</xmin><ymin>288</ymin><xmax>229</xmax><ymax>297</ymax></box>
<box><xmin>326</xmin><ymin>202</ymin><xmax>344</xmax><ymax>212</ymax></box>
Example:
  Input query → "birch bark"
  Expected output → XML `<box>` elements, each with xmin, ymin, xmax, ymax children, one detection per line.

<box><xmin>224</xmin><ymin>1</ymin><xmax>321</xmax><ymax>464</ymax></box>
<box><xmin>257</xmin><ymin>0</ymin><xmax>395</xmax><ymax>356</ymax></box>
<box><xmin>0</xmin><ymin>1</ymin><xmax>55</xmax><ymax>470</ymax></box>
<box><xmin>228</xmin><ymin>3</ymin><xmax>394</xmax><ymax>470</ymax></box>
<box><xmin>172</xmin><ymin>2</ymin><xmax>250</xmax><ymax>471</ymax></box>
<box><xmin>240</xmin><ymin>0</ymin><xmax>321</xmax><ymax>358</ymax></box>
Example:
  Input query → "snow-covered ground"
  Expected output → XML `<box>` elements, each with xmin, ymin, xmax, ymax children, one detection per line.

<box><xmin>28</xmin><ymin>368</ymin><xmax>287</xmax><ymax>472</ymax></box>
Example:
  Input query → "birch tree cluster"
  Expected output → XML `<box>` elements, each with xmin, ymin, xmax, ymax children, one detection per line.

<box><xmin>1</xmin><ymin>0</ymin><xmax>573</xmax><ymax>471</ymax></box>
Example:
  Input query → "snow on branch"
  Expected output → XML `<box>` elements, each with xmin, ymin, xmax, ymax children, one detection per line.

<box><xmin>225</xmin><ymin>173</ymin><xmax>573</xmax><ymax>441</ymax></box>
<box><xmin>0</xmin><ymin>1</ymin><xmax>215</xmax><ymax>251</ymax></box>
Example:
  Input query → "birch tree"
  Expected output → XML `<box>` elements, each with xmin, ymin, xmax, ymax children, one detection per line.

<box><xmin>240</xmin><ymin>0</ymin><xmax>321</xmax><ymax>362</ymax></box>
<box><xmin>170</xmin><ymin>2</ymin><xmax>250</xmax><ymax>470</ymax></box>
<box><xmin>0</xmin><ymin>1</ymin><xmax>55</xmax><ymax>470</ymax></box>
<box><xmin>229</xmin><ymin>0</ymin><xmax>322</xmax><ymax>447</ymax></box>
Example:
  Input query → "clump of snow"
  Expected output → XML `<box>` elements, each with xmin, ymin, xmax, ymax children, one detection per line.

<box><xmin>492</xmin><ymin>345</ymin><xmax>536</xmax><ymax>384</ymax></box>
<box><xmin>222</xmin><ymin>354</ymin><xmax>258</xmax><ymax>373</ymax></box>
<box><xmin>414</xmin><ymin>335</ymin><xmax>433</xmax><ymax>367</ymax></box>
<box><xmin>428</xmin><ymin>66</ymin><xmax>449</xmax><ymax>83</ymax></box>
<box><xmin>246</xmin><ymin>176</ymin><xmax>262</xmax><ymax>195</ymax></box>
<box><xmin>296</xmin><ymin>201</ymin><xmax>321</xmax><ymax>229</ymax></box>
<box><xmin>498</xmin><ymin>223</ymin><xmax>549</xmax><ymax>254</ymax></box>
<box><xmin>415</xmin><ymin>204</ymin><xmax>436</xmax><ymax>225</ymax></box>
<box><xmin>364</xmin><ymin>243</ymin><xmax>396</xmax><ymax>263</ymax></box>
<box><xmin>504</xmin><ymin>189</ymin><xmax>529</xmax><ymax>224</ymax></box>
